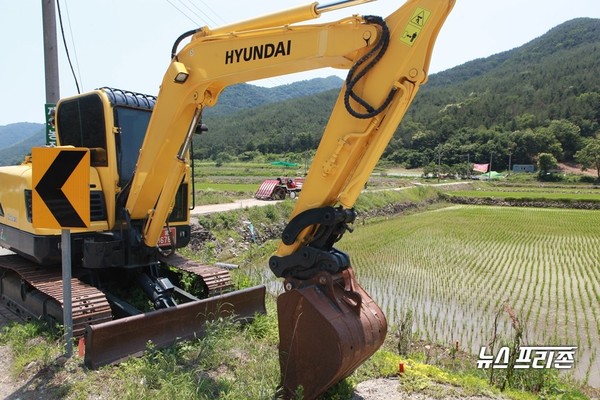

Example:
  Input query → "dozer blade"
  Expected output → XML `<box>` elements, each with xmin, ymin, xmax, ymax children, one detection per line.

<box><xmin>277</xmin><ymin>268</ymin><xmax>386</xmax><ymax>399</ymax></box>
<box><xmin>84</xmin><ymin>285</ymin><xmax>266</xmax><ymax>368</ymax></box>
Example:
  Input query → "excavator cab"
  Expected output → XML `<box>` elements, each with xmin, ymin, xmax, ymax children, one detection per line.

<box><xmin>54</xmin><ymin>88</ymin><xmax>192</xmax><ymax>269</ymax></box>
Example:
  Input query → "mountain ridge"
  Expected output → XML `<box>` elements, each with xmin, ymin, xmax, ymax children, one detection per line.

<box><xmin>2</xmin><ymin>17</ymin><xmax>599</xmax><ymax>170</ymax></box>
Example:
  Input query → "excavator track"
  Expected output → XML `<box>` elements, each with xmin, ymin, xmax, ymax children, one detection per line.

<box><xmin>0</xmin><ymin>253</ymin><xmax>266</xmax><ymax>370</ymax></box>
<box><xmin>0</xmin><ymin>254</ymin><xmax>113</xmax><ymax>336</ymax></box>
<box><xmin>158</xmin><ymin>252</ymin><xmax>234</xmax><ymax>296</ymax></box>
<box><xmin>0</xmin><ymin>252</ymin><xmax>234</xmax><ymax>337</ymax></box>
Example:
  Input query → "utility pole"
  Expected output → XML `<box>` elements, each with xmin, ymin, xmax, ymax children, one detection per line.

<box><xmin>42</xmin><ymin>0</ymin><xmax>60</xmax><ymax>104</ymax></box>
<box><xmin>437</xmin><ymin>144</ymin><xmax>442</xmax><ymax>183</ymax></box>
<box><xmin>42</xmin><ymin>0</ymin><xmax>60</xmax><ymax>146</ymax></box>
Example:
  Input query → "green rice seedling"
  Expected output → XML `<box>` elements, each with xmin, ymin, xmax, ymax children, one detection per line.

<box><xmin>337</xmin><ymin>206</ymin><xmax>600</xmax><ymax>387</ymax></box>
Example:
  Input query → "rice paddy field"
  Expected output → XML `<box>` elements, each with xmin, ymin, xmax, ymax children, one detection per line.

<box><xmin>449</xmin><ymin>189</ymin><xmax>600</xmax><ymax>201</ymax></box>
<box><xmin>336</xmin><ymin>205</ymin><xmax>600</xmax><ymax>387</ymax></box>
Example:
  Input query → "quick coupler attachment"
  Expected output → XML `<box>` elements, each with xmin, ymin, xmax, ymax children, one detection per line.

<box><xmin>270</xmin><ymin>205</ymin><xmax>357</xmax><ymax>280</ymax></box>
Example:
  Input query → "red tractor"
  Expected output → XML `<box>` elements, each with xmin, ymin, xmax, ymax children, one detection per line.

<box><xmin>255</xmin><ymin>177</ymin><xmax>303</xmax><ymax>200</ymax></box>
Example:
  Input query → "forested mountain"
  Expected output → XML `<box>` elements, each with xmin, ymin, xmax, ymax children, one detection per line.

<box><xmin>205</xmin><ymin>76</ymin><xmax>343</xmax><ymax>116</ymax></box>
<box><xmin>0</xmin><ymin>123</ymin><xmax>44</xmax><ymax>165</ymax></box>
<box><xmin>0</xmin><ymin>132</ymin><xmax>45</xmax><ymax>166</ymax></box>
<box><xmin>197</xmin><ymin>90</ymin><xmax>339</xmax><ymax>160</ymax></box>
<box><xmin>0</xmin><ymin>77</ymin><xmax>342</xmax><ymax>166</ymax></box>
<box><xmin>390</xmin><ymin>17</ymin><xmax>600</xmax><ymax>169</ymax></box>
<box><xmin>195</xmin><ymin>18</ymin><xmax>600</xmax><ymax>172</ymax></box>
<box><xmin>0</xmin><ymin>123</ymin><xmax>44</xmax><ymax>149</ymax></box>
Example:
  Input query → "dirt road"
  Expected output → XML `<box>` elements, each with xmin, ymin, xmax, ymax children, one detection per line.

<box><xmin>190</xmin><ymin>198</ymin><xmax>281</xmax><ymax>215</ymax></box>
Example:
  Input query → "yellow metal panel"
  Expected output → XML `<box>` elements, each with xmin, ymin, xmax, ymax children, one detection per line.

<box><xmin>32</xmin><ymin>147</ymin><xmax>90</xmax><ymax>229</ymax></box>
<box><xmin>276</xmin><ymin>0</ymin><xmax>455</xmax><ymax>256</ymax></box>
<box><xmin>0</xmin><ymin>165</ymin><xmax>32</xmax><ymax>230</ymax></box>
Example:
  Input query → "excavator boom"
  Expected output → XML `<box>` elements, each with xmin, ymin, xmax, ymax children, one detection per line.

<box><xmin>120</xmin><ymin>0</ymin><xmax>454</xmax><ymax>397</ymax></box>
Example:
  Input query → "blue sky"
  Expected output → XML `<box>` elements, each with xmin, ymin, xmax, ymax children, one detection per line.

<box><xmin>1</xmin><ymin>0</ymin><xmax>600</xmax><ymax>125</ymax></box>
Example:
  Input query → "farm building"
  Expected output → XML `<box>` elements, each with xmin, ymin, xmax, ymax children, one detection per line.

<box><xmin>512</xmin><ymin>164</ymin><xmax>535</xmax><ymax>173</ymax></box>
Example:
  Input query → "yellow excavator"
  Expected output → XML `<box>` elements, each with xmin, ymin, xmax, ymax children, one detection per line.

<box><xmin>0</xmin><ymin>0</ymin><xmax>454</xmax><ymax>397</ymax></box>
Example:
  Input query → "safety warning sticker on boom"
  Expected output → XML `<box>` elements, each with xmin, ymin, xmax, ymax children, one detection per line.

<box><xmin>400</xmin><ymin>7</ymin><xmax>431</xmax><ymax>46</ymax></box>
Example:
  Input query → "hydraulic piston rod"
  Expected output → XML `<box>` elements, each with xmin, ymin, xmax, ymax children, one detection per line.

<box><xmin>208</xmin><ymin>0</ymin><xmax>374</xmax><ymax>36</ymax></box>
<box><xmin>316</xmin><ymin>0</ymin><xmax>375</xmax><ymax>13</ymax></box>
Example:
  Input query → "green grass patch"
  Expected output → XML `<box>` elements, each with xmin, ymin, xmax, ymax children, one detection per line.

<box><xmin>354</xmin><ymin>186</ymin><xmax>441</xmax><ymax>214</ymax></box>
<box><xmin>0</xmin><ymin>321</ymin><xmax>62</xmax><ymax>376</ymax></box>
<box><xmin>193</xmin><ymin>161</ymin><xmax>303</xmax><ymax>178</ymax></box>
<box><xmin>195</xmin><ymin>182</ymin><xmax>258</xmax><ymax>192</ymax></box>
<box><xmin>194</xmin><ymin>190</ymin><xmax>237</xmax><ymax>205</ymax></box>
<box><xmin>3</xmin><ymin>316</ymin><xmax>589</xmax><ymax>400</ymax></box>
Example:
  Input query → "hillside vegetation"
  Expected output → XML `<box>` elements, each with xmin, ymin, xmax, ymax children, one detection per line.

<box><xmin>204</xmin><ymin>76</ymin><xmax>343</xmax><ymax>116</ymax></box>
<box><xmin>0</xmin><ymin>123</ymin><xmax>45</xmax><ymax>165</ymax></box>
<box><xmin>0</xmin><ymin>78</ymin><xmax>343</xmax><ymax>166</ymax></box>
<box><xmin>0</xmin><ymin>123</ymin><xmax>43</xmax><ymax>148</ymax></box>
<box><xmin>194</xmin><ymin>18</ymin><xmax>600</xmax><ymax>174</ymax></box>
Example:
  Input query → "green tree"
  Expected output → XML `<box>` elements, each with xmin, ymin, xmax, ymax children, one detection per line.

<box><xmin>574</xmin><ymin>138</ymin><xmax>600</xmax><ymax>179</ymax></box>
<box><xmin>514</xmin><ymin>113</ymin><xmax>538</xmax><ymax>130</ymax></box>
<box><xmin>537</xmin><ymin>152</ymin><xmax>558</xmax><ymax>178</ymax></box>
<box><xmin>214</xmin><ymin>151</ymin><xmax>235</xmax><ymax>167</ymax></box>
<box><xmin>546</xmin><ymin>119</ymin><xmax>582</xmax><ymax>160</ymax></box>
<box><xmin>538</xmin><ymin>153</ymin><xmax>558</xmax><ymax>177</ymax></box>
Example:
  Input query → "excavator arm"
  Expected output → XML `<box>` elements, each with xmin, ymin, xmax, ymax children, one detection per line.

<box><xmin>125</xmin><ymin>0</ymin><xmax>454</xmax><ymax>397</ymax></box>
<box><xmin>272</xmin><ymin>0</ymin><xmax>453</xmax><ymax>269</ymax></box>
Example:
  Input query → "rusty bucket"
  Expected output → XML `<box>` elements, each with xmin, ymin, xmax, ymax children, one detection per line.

<box><xmin>277</xmin><ymin>267</ymin><xmax>387</xmax><ymax>399</ymax></box>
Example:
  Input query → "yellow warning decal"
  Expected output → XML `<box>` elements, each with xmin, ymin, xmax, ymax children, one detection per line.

<box><xmin>410</xmin><ymin>8</ymin><xmax>431</xmax><ymax>28</ymax></box>
<box><xmin>400</xmin><ymin>24</ymin><xmax>421</xmax><ymax>46</ymax></box>
<box><xmin>400</xmin><ymin>7</ymin><xmax>431</xmax><ymax>46</ymax></box>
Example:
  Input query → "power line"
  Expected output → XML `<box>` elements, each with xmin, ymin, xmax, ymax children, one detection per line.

<box><xmin>164</xmin><ymin>0</ymin><xmax>321</xmax><ymax>91</ymax></box>
<box><xmin>174</xmin><ymin>0</ymin><xmax>213</xmax><ymax>26</ymax></box>
<box><xmin>55</xmin><ymin>0</ymin><xmax>80</xmax><ymax>94</ymax></box>
<box><xmin>165</xmin><ymin>0</ymin><xmax>200</xmax><ymax>26</ymax></box>
<box><xmin>63</xmin><ymin>0</ymin><xmax>83</xmax><ymax>91</ymax></box>
<box><xmin>183</xmin><ymin>0</ymin><xmax>223</xmax><ymax>26</ymax></box>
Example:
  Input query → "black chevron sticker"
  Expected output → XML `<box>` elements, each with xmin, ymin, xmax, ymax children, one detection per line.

<box><xmin>34</xmin><ymin>151</ymin><xmax>87</xmax><ymax>227</ymax></box>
